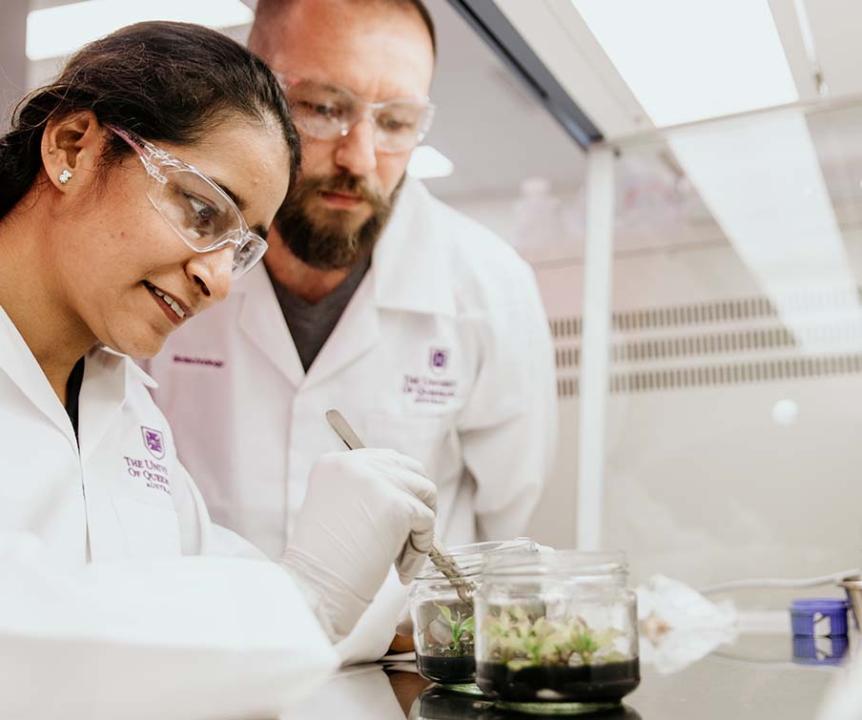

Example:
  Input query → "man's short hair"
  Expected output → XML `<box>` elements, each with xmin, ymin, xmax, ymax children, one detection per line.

<box><xmin>252</xmin><ymin>0</ymin><xmax>437</xmax><ymax>57</ymax></box>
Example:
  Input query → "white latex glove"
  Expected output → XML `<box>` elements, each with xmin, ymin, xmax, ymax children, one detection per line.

<box><xmin>337</xmin><ymin>568</ymin><xmax>411</xmax><ymax>664</ymax></box>
<box><xmin>282</xmin><ymin>449</ymin><xmax>437</xmax><ymax>643</ymax></box>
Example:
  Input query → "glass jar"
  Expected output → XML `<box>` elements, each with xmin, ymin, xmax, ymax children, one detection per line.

<box><xmin>475</xmin><ymin>550</ymin><xmax>640</xmax><ymax>705</ymax></box>
<box><xmin>409</xmin><ymin>539</ymin><xmax>537</xmax><ymax>686</ymax></box>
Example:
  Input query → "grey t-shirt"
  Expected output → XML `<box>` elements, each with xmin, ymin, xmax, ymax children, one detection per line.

<box><xmin>269</xmin><ymin>256</ymin><xmax>372</xmax><ymax>372</ymax></box>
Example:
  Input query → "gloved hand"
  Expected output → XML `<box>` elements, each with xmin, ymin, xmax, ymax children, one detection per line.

<box><xmin>281</xmin><ymin>449</ymin><xmax>437</xmax><ymax>643</ymax></box>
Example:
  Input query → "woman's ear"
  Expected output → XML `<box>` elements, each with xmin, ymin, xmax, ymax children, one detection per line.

<box><xmin>41</xmin><ymin>111</ymin><xmax>105</xmax><ymax>193</ymax></box>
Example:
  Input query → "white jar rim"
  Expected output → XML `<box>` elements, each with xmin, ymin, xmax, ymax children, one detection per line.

<box><xmin>482</xmin><ymin>549</ymin><xmax>628</xmax><ymax>579</ymax></box>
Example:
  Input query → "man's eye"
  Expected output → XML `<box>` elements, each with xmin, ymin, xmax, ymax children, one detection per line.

<box><xmin>298</xmin><ymin>100</ymin><xmax>344</xmax><ymax>120</ymax></box>
<box><xmin>377</xmin><ymin>114</ymin><xmax>416</xmax><ymax>134</ymax></box>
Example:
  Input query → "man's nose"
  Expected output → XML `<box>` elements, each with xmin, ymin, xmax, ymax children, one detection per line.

<box><xmin>333</xmin><ymin>116</ymin><xmax>378</xmax><ymax>177</ymax></box>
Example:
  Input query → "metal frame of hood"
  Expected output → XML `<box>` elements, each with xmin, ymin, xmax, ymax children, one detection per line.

<box><xmin>445</xmin><ymin>0</ymin><xmax>603</xmax><ymax>149</ymax></box>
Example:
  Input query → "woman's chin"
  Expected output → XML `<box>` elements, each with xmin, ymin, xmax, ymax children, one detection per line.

<box><xmin>102</xmin><ymin>331</ymin><xmax>166</xmax><ymax>360</ymax></box>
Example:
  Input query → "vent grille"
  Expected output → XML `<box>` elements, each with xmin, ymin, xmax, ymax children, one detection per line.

<box><xmin>552</xmin><ymin>293</ymin><xmax>862</xmax><ymax>397</ymax></box>
<box><xmin>612</xmin><ymin>296</ymin><xmax>777</xmax><ymax>332</ymax></box>
<box><xmin>555</xmin><ymin>327</ymin><xmax>799</xmax><ymax>369</ymax></box>
<box><xmin>610</xmin><ymin>355</ymin><xmax>862</xmax><ymax>393</ymax></box>
<box><xmin>557</xmin><ymin>377</ymin><xmax>579</xmax><ymax>399</ymax></box>
<box><xmin>550</xmin><ymin>317</ymin><xmax>583</xmax><ymax>339</ymax></box>
<box><xmin>550</xmin><ymin>294</ymin><xmax>779</xmax><ymax>339</ymax></box>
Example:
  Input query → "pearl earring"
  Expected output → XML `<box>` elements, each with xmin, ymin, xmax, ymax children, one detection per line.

<box><xmin>58</xmin><ymin>169</ymin><xmax>72</xmax><ymax>185</ymax></box>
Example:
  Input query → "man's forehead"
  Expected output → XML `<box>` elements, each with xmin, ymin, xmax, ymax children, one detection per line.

<box><xmin>255</xmin><ymin>0</ymin><xmax>434</xmax><ymax>100</ymax></box>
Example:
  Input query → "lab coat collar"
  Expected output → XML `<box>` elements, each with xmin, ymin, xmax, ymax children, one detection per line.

<box><xmin>371</xmin><ymin>178</ymin><xmax>457</xmax><ymax>318</ymax></box>
<box><xmin>232</xmin><ymin>179</ymin><xmax>458</xmax><ymax>319</ymax></box>
<box><xmin>229</xmin><ymin>251</ymin><xmax>381</xmax><ymax>390</ymax></box>
<box><xmin>78</xmin><ymin>348</ymin><xmax>132</xmax><ymax>463</ymax></box>
<box><xmin>301</xmin><ymin>179</ymin><xmax>456</xmax><ymax>388</ymax></box>
<box><xmin>223</xmin><ymin>178</ymin><xmax>453</xmax><ymax>390</ymax></box>
<box><xmin>100</xmin><ymin>345</ymin><xmax>159</xmax><ymax>389</ymax></box>
<box><xmin>0</xmin><ymin>307</ymin><xmax>143</xmax><ymax>452</ymax></box>
<box><xmin>0</xmin><ymin>306</ymin><xmax>75</xmax><ymax>444</ymax></box>
<box><xmin>301</xmin><ymin>270</ymin><xmax>378</xmax><ymax>388</ymax></box>
<box><xmin>79</xmin><ymin>347</ymin><xmax>161</xmax><ymax>463</ymax></box>
<box><xmin>235</xmin><ymin>263</ymin><xmax>306</xmax><ymax>388</ymax></box>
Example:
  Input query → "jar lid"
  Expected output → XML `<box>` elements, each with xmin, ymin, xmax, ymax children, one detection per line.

<box><xmin>790</xmin><ymin>598</ymin><xmax>850</xmax><ymax>638</ymax></box>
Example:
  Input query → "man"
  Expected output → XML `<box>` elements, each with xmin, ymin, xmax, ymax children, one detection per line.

<box><xmin>147</xmin><ymin>0</ymin><xmax>557</xmax><ymax>658</ymax></box>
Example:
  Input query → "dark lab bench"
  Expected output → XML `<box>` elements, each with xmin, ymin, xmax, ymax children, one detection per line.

<box><xmin>286</xmin><ymin>630</ymin><xmax>848</xmax><ymax>719</ymax></box>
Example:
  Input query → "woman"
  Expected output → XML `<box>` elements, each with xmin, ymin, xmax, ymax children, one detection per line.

<box><xmin>0</xmin><ymin>21</ymin><xmax>436</xmax><ymax>716</ymax></box>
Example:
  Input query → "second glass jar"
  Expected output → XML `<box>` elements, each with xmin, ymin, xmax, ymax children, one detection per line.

<box><xmin>475</xmin><ymin>550</ymin><xmax>640</xmax><ymax>704</ymax></box>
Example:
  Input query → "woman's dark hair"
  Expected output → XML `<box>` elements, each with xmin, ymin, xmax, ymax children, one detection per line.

<box><xmin>0</xmin><ymin>21</ymin><xmax>300</xmax><ymax>220</ymax></box>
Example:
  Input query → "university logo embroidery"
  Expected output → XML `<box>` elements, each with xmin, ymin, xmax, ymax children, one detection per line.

<box><xmin>429</xmin><ymin>347</ymin><xmax>449</xmax><ymax>375</ymax></box>
<box><xmin>141</xmin><ymin>426</ymin><xmax>166</xmax><ymax>460</ymax></box>
<box><xmin>404</xmin><ymin>348</ymin><xmax>457</xmax><ymax>405</ymax></box>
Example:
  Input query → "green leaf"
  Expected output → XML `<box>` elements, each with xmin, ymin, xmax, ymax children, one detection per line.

<box><xmin>436</xmin><ymin>604</ymin><xmax>454</xmax><ymax>626</ymax></box>
<box><xmin>593</xmin><ymin>627</ymin><xmax>622</xmax><ymax>649</ymax></box>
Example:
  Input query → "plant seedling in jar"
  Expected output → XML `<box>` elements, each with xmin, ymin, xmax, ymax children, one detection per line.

<box><xmin>415</xmin><ymin>601</ymin><xmax>477</xmax><ymax>684</ymax></box>
<box><xmin>476</xmin><ymin>606</ymin><xmax>640</xmax><ymax>703</ymax></box>
<box><xmin>437</xmin><ymin>604</ymin><xmax>476</xmax><ymax>654</ymax></box>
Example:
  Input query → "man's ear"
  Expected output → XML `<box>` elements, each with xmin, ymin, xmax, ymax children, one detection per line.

<box><xmin>40</xmin><ymin>110</ymin><xmax>105</xmax><ymax>193</ymax></box>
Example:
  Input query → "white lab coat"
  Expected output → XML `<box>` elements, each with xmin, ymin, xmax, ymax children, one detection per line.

<box><xmin>0</xmin><ymin>306</ymin><xmax>339</xmax><ymax>718</ymax></box>
<box><xmin>147</xmin><ymin>178</ymin><xmax>558</xmax><ymax>659</ymax></box>
<box><xmin>0</xmin><ymin>306</ymin><xmax>253</xmax><ymax>563</ymax></box>
<box><xmin>149</xmin><ymin>178</ymin><xmax>557</xmax><ymax>554</ymax></box>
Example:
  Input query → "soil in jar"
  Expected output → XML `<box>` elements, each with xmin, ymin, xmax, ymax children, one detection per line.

<box><xmin>417</xmin><ymin>646</ymin><xmax>477</xmax><ymax>684</ymax></box>
<box><xmin>476</xmin><ymin>657</ymin><xmax>640</xmax><ymax>703</ymax></box>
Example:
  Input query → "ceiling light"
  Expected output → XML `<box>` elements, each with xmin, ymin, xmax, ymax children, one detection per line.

<box><xmin>407</xmin><ymin>145</ymin><xmax>454</xmax><ymax>179</ymax></box>
<box><xmin>572</xmin><ymin>0</ymin><xmax>798</xmax><ymax>127</ymax></box>
<box><xmin>27</xmin><ymin>0</ymin><xmax>253</xmax><ymax>62</ymax></box>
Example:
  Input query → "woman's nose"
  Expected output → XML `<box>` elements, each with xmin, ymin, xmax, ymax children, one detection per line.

<box><xmin>186</xmin><ymin>246</ymin><xmax>233</xmax><ymax>306</ymax></box>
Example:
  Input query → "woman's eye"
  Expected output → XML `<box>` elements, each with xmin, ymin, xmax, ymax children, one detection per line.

<box><xmin>185</xmin><ymin>194</ymin><xmax>217</xmax><ymax>228</ymax></box>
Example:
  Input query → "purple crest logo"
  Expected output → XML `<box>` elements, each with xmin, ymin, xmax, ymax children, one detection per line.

<box><xmin>429</xmin><ymin>347</ymin><xmax>449</xmax><ymax>375</ymax></box>
<box><xmin>141</xmin><ymin>426</ymin><xmax>166</xmax><ymax>460</ymax></box>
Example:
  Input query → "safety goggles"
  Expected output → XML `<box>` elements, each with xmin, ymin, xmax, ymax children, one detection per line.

<box><xmin>282</xmin><ymin>79</ymin><xmax>435</xmax><ymax>154</ymax></box>
<box><xmin>107</xmin><ymin>125</ymin><xmax>268</xmax><ymax>278</ymax></box>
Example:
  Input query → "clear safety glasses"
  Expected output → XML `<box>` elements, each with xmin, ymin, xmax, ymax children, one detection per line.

<box><xmin>282</xmin><ymin>79</ymin><xmax>435</xmax><ymax>154</ymax></box>
<box><xmin>107</xmin><ymin>125</ymin><xmax>268</xmax><ymax>278</ymax></box>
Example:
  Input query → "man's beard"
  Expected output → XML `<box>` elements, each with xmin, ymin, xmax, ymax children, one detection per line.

<box><xmin>273</xmin><ymin>171</ymin><xmax>405</xmax><ymax>270</ymax></box>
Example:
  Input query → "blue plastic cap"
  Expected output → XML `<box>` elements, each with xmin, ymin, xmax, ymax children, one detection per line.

<box><xmin>790</xmin><ymin>598</ymin><xmax>849</xmax><ymax>637</ymax></box>
<box><xmin>791</xmin><ymin>599</ymin><xmax>848</xmax><ymax>612</ymax></box>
